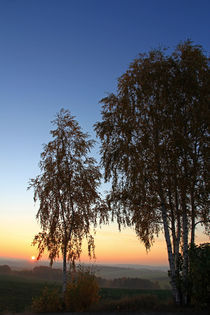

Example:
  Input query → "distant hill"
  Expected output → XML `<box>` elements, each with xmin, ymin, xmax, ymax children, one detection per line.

<box><xmin>0</xmin><ymin>265</ymin><xmax>12</xmax><ymax>274</ymax></box>
<box><xmin>0</xmin><ymin>265</ymin><xmax>162</xmax><ymax>290</ymax></box>
<box><xmin>110</xmin><ymin>263</ymin><xmax>169</xmax><ymax>271</ymax></box>
<box><xmin>0</xmin><ymin>260</ymin><xmax>170</xmax><ymax>289</ymax></box>
<box><xmin>0</xmin><ymin>258</ymin><xmax>168</xmax><ymax>270</ymax></box>
<box><xmin>0</xmin><ymin>258</ymin><xmax>59</xmax><ymax>270</ymax></box>
<box><xmin>94</xmin><ymin>265</ymin><xmax>168</xmax><ymax>279</ymax></box>
<box><xmin>94</xmin><ymin>265</ymin><xmax>170</xmax><ymax>289</ymax></box>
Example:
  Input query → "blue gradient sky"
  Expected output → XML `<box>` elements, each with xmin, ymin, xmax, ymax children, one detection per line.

<box><xmin>0</xmin><ymin>0</ymin><xmax>209</xmax><ymax>262</ymax></box>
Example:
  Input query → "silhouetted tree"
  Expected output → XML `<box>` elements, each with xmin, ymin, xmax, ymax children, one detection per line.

<box><xmin>29</xmin><ymin>109</ymin><xmax>107</xmax><ymax>293</ymax></box>
<box><xmin>95</xmin><ymin>41</ymin><xmax>209</xmax><ymax>305</ymax></box>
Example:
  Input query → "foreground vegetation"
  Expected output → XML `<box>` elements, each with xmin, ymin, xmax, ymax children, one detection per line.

<box><xmin>1</xmin><ymin>246</ymin><xmax>209</xmax><ymax>313</ymax></box>
<box><xmin>0</xmin><ymin>274</ymin><xmax>50</xmax><ymax>313</ymax></box>
<box><xmin>1</xmin><ymin>270</ymin><xmax>209</xmax><ymax>314</ymax></box>
<box><xmin>0</xmin><ymin>273</ymin><xmax>173</xmax><ymax>313</ymax></box>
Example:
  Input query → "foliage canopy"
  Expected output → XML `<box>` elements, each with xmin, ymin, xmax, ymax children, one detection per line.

<box><xmin>29</xmin><ymin>109</ymin><xmax>107</xmax><ymax>292</ymax></box>
<box><xmin>95</xmin><ymin>40</ymin><xmax>210</xmax><ymax>304</ymax></box>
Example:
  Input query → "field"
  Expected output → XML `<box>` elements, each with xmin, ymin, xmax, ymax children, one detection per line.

<box><xmin>0</xmin><ymin>274</ymin><xmax>58</xmax><ymax>313</ymax></box>
<box><xmin>0</xmin><ymin>274</ymin><xmax>172</xmax><ymax>313</ymax></box>
<box><xmin>100</xmin><ymin>287</ymin><xmax>172</xmax><ymax>301</ymax></box>
<box><xmin>94</xmin><ymin>265</ymin><xmax>170</xmax><ymax>289</ymax></box>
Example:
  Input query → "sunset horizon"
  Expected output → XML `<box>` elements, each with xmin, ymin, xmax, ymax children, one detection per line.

<box><xmin>0</xmin><ymin>1</ymin><xmax>209</xmax><ymax>311</ymax></box>
<box><xmin>1</xmin><ymin>222</ymin><xmax>208</xmax><ymax>266</ymax></box>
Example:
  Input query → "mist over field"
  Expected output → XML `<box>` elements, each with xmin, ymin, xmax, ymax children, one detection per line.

<box><xmin>0</xmin><ymin>257</ymin><xmax>168</xmax><ymax>272</ymax></box>
<box><xmin>0</xmin><ymin>258</ymin><xmax>170</xmax><ymax>291</ymax></box>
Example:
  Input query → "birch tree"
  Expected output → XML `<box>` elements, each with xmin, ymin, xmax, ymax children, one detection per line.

<box><xmin>95</xmin><ymin>41</ymin><xmax>209</xmax><ymax>305</ymax></box>
<box><xmin>29</xmin><ymin>109</ymin><xmax>106</xmax><ymax>293</ymax></box>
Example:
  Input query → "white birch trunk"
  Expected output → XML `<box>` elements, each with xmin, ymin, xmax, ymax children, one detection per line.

<box><xmin>62</xmin><ymin>248</ymin><xmax>67</xmax><ymax>295</ymax></box>
<box><xmin>161</xmin><ymin>203</ymin><xmax>181</xmax><ymax>305</ymax></box>
<box><xmin>190</xmin><ymin>195</ymin><xmax>195</xmax><ymax>247</ymax></box>
<box><xmin>182</xmin><ymin>209</ymin><xmax>189</xmax><ymax>305</ymax></box>
<box><xmin>175</xmin><ymin>215</ymin><xmax>181</xmax><ymax>271</ymax></box>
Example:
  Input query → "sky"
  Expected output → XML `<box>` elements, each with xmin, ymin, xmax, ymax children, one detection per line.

<box><xmin>0</xmin><ymin>0</ymin><xmax>209</xmax><ymax>265</ymax></box>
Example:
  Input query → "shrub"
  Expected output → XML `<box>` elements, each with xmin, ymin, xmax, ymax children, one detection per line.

<box><xmin>31</xmin><ymin>286</ymin><xmax>62</xmax><ymax>312</ymax></box>
<box><xmin>188</xmin><ymin>243</ymin><xmax>210</xmax><ymax>306</ymax></box>
<box><xmin>65</xmin><ymin>267</ymin><xmax>99</xmax><ymax>311</ymax></box>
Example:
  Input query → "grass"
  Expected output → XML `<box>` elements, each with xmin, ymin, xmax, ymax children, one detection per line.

<box><xmin>1</xmin><ymin>273</ymin><xmax>209</xmax><ymax>314</ymax></box>
<box><xmin>0</xmin><ymin>273</ymin><xmax>172</xmax><ymax>313</ymax></box>
<box><xmin>0</xmin><ymin>274</ymin><xmax>60</xmax><ymax>313</ymax></box>
<box><xmin>100</xmin><ymin>287</ymin><xmax>172</xmax><ymax>300</ymax></box>
<box><xmin>95</xmin><ymin>288</ymin><xmax>173</xmax><ymax>312</ymax></box>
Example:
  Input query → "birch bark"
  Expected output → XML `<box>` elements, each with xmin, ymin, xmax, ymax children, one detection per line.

<box><xmin>182</xmin><ymin>205</ymin><xmax>189</xmax><ymax>305</ymax></box>
<box><xmin>62</xmin><ymin>245</ymin><xmax>67</xmax><ymax>294</ymax></box>
<box><xmin>161</xmin><ymin>202</ymin><xmax>181</xmax><ymax>305</ymax></box>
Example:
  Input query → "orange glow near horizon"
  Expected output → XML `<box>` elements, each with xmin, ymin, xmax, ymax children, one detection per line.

<box><xmin>0</xmin><ymin>223</ymin><xmax>168</xmax><ymax>264</ymax></box>
<box><xmin>0</xmin><ymin>221</ymin><xmax>209</xmax><ymax>265</ymax></box>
